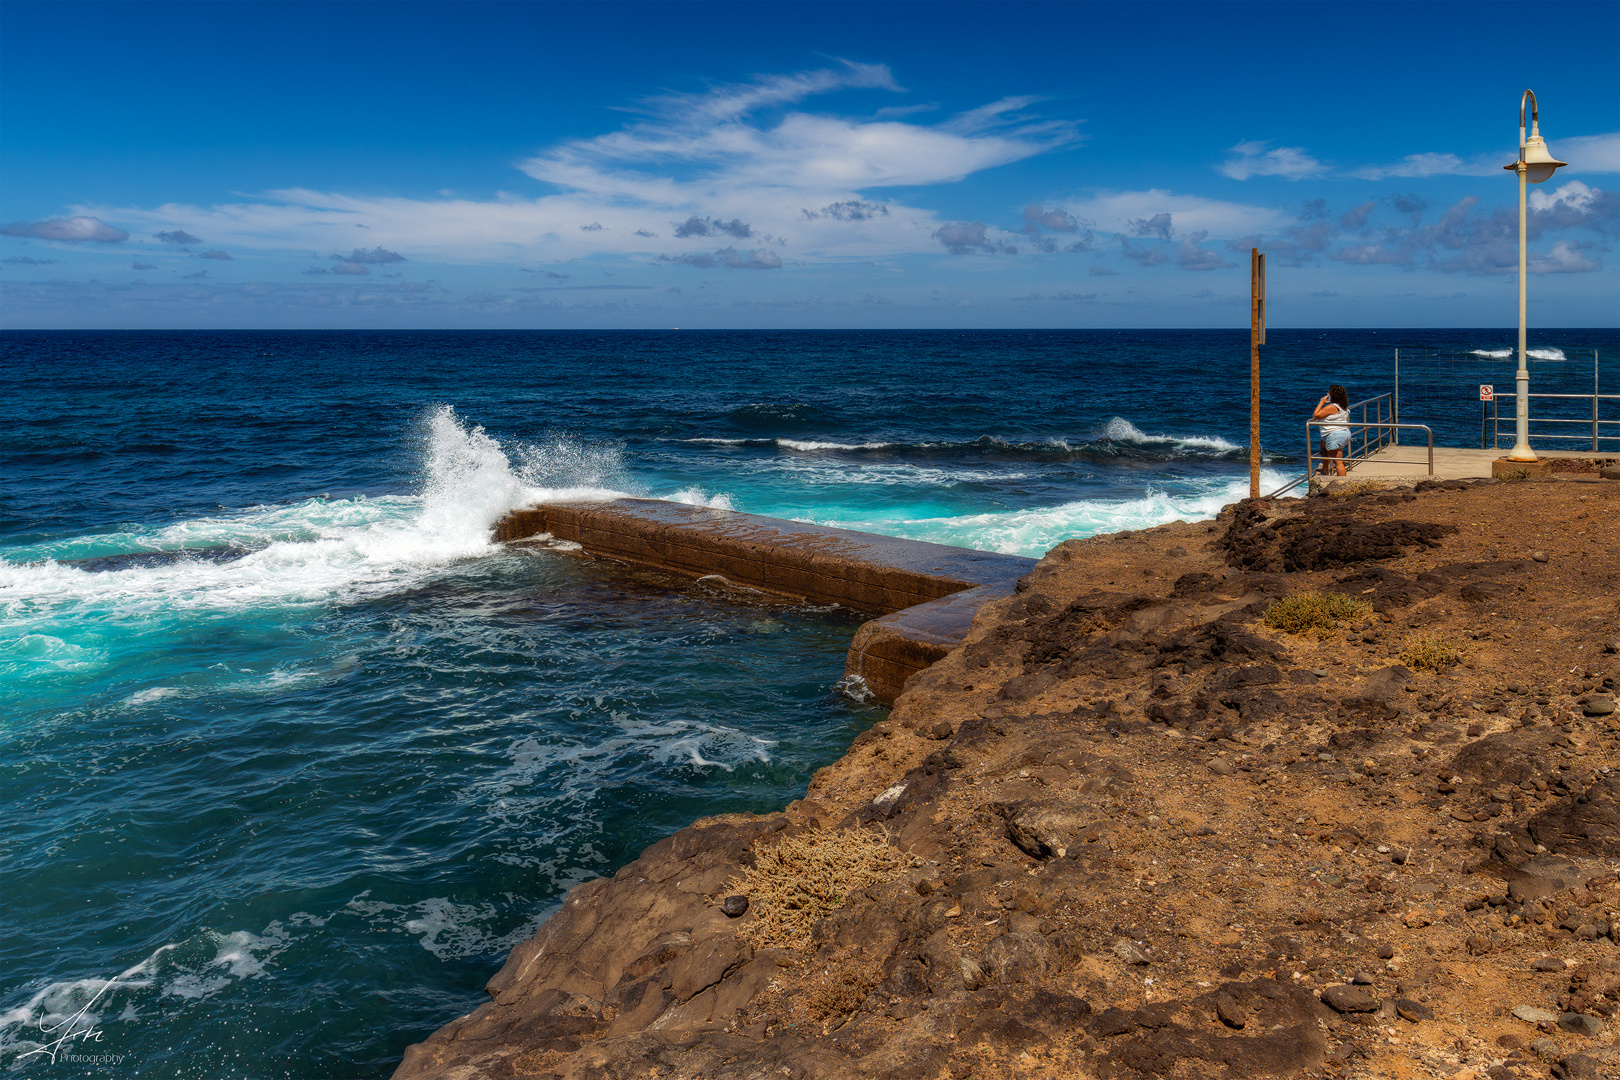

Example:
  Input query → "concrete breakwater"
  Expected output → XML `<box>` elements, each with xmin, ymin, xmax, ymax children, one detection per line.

<box><xmin>494</xmin><ymin>498</ymin><xmax>1036</xmax><ymax>703</ymax></box>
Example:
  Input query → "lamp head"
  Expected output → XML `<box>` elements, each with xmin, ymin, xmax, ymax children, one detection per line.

<box><xmin>1506</xmin><ymin>90</ymin><xmax>1568</xmax><ymax>183</ymax></box>
<box><xmin>1521</xmin><ymin>135</ymin><xmax>1567</xmax><ymax>183</ymax></box>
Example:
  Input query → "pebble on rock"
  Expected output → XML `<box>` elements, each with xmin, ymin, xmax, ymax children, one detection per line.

<box><xmin>1531</xmin><ymin>551</ymin><xmax>1550</xmax><ymax>563</ymax></box>
<box><xmin>1321</xmin><ymin>984</ymin><xmax>1380</xmax><ymax>1013</ymax></box>
<box><xmin>720</xmin><ymin>894</ymin><xmax>749</xmax><ymax>917</ymax></box>
<box><xmin>1530</xmin><ymin>956</ymin><xmax>1566</xmax><ymax>972</ymax></box>
<box><xmin>1214</xmin><ymin>992</ymin><xmax>1245</xmax><ymax>1029</ymax></box>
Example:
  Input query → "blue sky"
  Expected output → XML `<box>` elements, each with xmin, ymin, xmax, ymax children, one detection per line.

<box><xmin>2</xmin><ymin>0</ymin><xmax>1616</xmax><ymax>329</ymax></box>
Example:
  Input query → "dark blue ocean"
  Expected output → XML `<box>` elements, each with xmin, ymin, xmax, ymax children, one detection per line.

<box><xmin>3</xmin><ymin>328</ymin><xmax>1615</xmax><ymax>1077</ymax></box>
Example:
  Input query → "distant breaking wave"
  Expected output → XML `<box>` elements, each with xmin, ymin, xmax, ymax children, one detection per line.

<box><xmin>678</xmin><ymin>416</ymin><xmax>1251</xmax><ymax>463</ymax></box>
<box><xmin>1469</xmin><ymin>347</ymin><xmax>1567</xmax><ymax>360</ymax></box>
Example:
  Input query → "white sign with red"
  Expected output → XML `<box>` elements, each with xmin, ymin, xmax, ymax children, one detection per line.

<box><xmin>1479</xmin><ymin>385</ymin><xmax>1494</xmax><ymax>401</ymax></box>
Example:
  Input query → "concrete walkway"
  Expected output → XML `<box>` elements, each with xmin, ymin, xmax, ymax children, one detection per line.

<box><xmin>1351</xmin><ymin>444</ymin><xmax>1607</xmax><ymax>480</ymax></box>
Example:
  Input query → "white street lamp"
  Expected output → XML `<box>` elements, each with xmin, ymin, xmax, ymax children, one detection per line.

<box><xmin>1503</xmin><ymin>89</ymin><xmax>1567</xmax><ymax>462</ymax></box>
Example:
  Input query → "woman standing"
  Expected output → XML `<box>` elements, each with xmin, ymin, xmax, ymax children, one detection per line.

<box><xmin>1313</xmin><ymin>384</ymin><xmax>1351</xmax><ymax>476</ymax></box>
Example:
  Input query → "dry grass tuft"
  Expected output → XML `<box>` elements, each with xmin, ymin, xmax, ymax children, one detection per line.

<box><xmin>727</xmin><ymin>829</ymin><xmax>905</xmax><ymax>952</ymax></box>
<box><xmin>1400</xmin><ymin>633</ymin><xmax>1464</xmax><ymax>672</ymax></box>
<box><xmin>1327</xmin><ymin>479</ymin><xmax>1383</xmax><ymax>499</ymax></box>
<box><xmin>1262</xmin><ymin>592</ymin><xmax>1374</xmax><ymax>637</ymax></box>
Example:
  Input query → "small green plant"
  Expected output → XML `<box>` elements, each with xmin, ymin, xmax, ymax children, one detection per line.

<box><xmin>1262</xmin><ymin>592</ymin><xmax>1374</xmax><ymax>637</ymax></box>
<box><xmin>726</xmin><ymin>829</ymin><xmax>905</xmax><ymax>952</ymax></box>
<box><xmin>1400</xmin><ymin>633</ymin><xmax>1463</xmax><ymax>672</ymax></box>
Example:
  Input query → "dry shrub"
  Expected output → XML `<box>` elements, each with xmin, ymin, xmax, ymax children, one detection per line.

<box><xmin>727</xmin><ymin>828</ymin><xmax>905</xmax><ymax>952</ymax></box>
<box><xmin>800</xmin><ymin>953</ymin><xmax>887</xmax><ymax>1021</ymax></box>
<box><xmin>1262</xmin><ymin>592</ymin><xmax>1374</xmax><ymax>637</ymax></box>
<box><xmin>1401</xmin><ymin>633</ymin><xmax>1463</xmax><ymax>672</ymax></box>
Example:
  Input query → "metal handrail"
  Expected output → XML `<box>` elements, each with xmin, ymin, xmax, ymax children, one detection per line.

<box><xmin>1488</xmin><ymin>391</ymin><xmax>1620</xmax><ymax>451</ymax></box>
<box><xmin>1263</xmin><ymin>473</ymin><xmax>1311</xmax><ymax>499</ymax></box>
<box><xmin>1308</xmin><ymin>420</ymin><xmax>1435</xmax><ymax>476</ymax></box>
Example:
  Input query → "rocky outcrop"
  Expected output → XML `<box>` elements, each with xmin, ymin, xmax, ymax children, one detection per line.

<box><xmin>397</xmin><ymin>478</ymin><xmax>1620</xmax><ymax>1080</ymax></box>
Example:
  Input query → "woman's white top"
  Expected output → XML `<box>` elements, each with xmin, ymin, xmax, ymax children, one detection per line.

<box><xmin>1323</xmin><ymin>405</ymin><xmax>1349</xmax><ymax>434</ymax></box>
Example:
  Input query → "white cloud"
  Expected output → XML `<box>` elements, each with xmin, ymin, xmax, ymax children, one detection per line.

<box><xmin>1219</xmin><ymin>140</ymin><xmax>1324</xmax><ymax>180</ymax></box>
<box><xmin>1529</xmin><ymin>239</ymin><xmax>1600</xmax><ymax>274</ymax></box>
<box><xmin>1350</xmin><ymin>151</ymin><xmax>1501</xmax><ymax>180</ymax></box>
<box><xmin>1557</xmin><ymin>132</ymin><xmax>1620</xmax><ymax>174</ymax></box>
<box><xmin>83</xmin><ymin>64</ymin><xmax>1080</xmax><ymax>268</ymax></box>
<box><xmin>1059</xmin><ymin>190</ymin><xmax>1285</xmax><ymax>238</ymax></box>
<box><xmin>1351</xmin><ymin>133</ymin><xmax>1619</xmax><ymax>179</ymax></box>
<box><xmin>2</xmin><ymin>215</ymin><xmax>129</xmax><ymax>242</ymax></box>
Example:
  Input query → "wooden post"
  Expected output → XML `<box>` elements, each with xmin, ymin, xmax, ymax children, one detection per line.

<box><xmin>1249</xmin><ymin>248</ymin><xmax>1265</xmax><ymax>498</ymax></box>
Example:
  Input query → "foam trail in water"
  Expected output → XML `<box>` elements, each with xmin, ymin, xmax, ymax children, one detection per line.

<box><xmin>810</xmin><ymin>470</ymin><xmax>1297</xmax><ymax>559</ymax></box>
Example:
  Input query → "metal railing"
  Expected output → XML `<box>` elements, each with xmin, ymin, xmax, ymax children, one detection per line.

<box><xmin>1487</xmin><ymin>391</ymin><xmax>1620</xmax><ymax>451</ymax></box>
<box><xmin>1264</xmin><ymin>393</ymin><xmax>1432</xmax><ymax>498</ymax></box>
<box><xmin>1306</xmin><ymin>417</ymin><xmax>1435</xmax><ymax>477</ymax></box>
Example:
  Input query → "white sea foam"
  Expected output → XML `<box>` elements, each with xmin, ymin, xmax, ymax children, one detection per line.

<box><xmin>0</xmin><ymin>408</ymin><xmax>655</xmax><ymax>669</ymax></box>
<box><xmin>1101</xmin><ymin>416</ymin><xmax>1242</xmax><ymax>452</ymax></box>
<box><xmin>668</xmin><ymin>487</ymin><xmax>735</xmax><ymax>510</ymax></box>
<box><xmin>811</xmin><ymin>470</ymin><xmax>1297</xmax><ymax>558</ymax></box>
<box><xmin>1470</xmin><ymin>347</ymin><xmax>1567</xmax><ymax>361</ymax></box>
<box><xmin>0</xmin><ymin>926</ymin><xmax>288</xmax><ymax>1066</ymax></box>
<box><xmin>775</xmin><ymin>438</ymin><xmax>893</xmax><ymax>452</ymax></box>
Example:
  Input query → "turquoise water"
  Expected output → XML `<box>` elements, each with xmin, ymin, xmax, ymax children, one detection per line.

<box><xmin>3</xmin><ymin>329</ymin><xmax>1612</xmax><ymax>1076</ymax></box>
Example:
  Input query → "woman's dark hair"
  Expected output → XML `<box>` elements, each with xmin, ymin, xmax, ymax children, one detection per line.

<box><xmin>1329</xmin><ymin>384</ymin><xmax>1349</xmax><ymax>408</ymax></box>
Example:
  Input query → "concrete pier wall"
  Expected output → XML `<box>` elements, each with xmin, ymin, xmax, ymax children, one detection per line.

<box><xmin>493</xmin><ymin>499</ymin><xmax>1035</xmax><ymax>703</ymax></box>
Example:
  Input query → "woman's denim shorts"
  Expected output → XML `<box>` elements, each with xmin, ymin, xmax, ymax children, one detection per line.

<box><xmin>1322</xmin><ymin>428</ymin><xmax>1350</xmax><ymax>451</ymax></box>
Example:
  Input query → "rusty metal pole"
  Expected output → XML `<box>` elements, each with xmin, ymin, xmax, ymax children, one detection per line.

<box><xmin>1249</xmin><ymin>248</ymin><xmax>1265</xmax><ymax>498</ymax></box>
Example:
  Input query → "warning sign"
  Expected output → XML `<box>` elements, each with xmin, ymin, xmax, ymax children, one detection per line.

<box><xmin>1479</xmin><ymin>385</ymin><xmax>1494</xmax><ymax>401</ymax></box>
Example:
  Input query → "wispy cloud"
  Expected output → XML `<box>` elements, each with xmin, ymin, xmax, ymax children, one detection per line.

<box><xmin>1349</xmin><ymin>152</ymin><xmax>1502</xmax><ymax>181</ymax></box>
<box><xmin>658</xmin><ymin>246</ymin><xmax>782</xmax><ymax>269</ymax></box>
<box><xmin>1219</xmin><ymin>140</ymin><xmax>1324</xmax><ymax>180</ymax></box>
<box><xmin>2</xmin><ymin>216</ymin><xmax>129</xmax><ymax>242</ymax></box>
<box><xmin>83</xmin><ymin>64</ymin><xmax>1080</xmax><ymax>268</ymax></box>
<box><xmin>1355</xmin><ymin>133</ymin><xmax>1620</xmax><ymax>179</ymax></box>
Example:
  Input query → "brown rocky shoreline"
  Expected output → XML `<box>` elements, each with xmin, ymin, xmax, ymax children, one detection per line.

<box><xmin>394</xmin><ymin>477</ymin><xmax>1619</xmax><ymax>1080</ymax></box>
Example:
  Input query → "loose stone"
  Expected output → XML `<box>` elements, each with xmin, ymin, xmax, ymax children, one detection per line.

<box><xmin>720</xmin><ymin>894</ymin><xmax>749</xmax><ymax>917</ymax></box>
<box><xmin>1214</xmin><ymin>992</ymin><xmax>1245</xmax><ymax>1029</ymax></box>
<box><xmin>1558</xmin><ymin>1012</ymin><xmax>1604</xmax><ymax>1036</ymax></box>
<box><xmin>1394</xmin><ymin>999</ymin><xmax>1433</xmax><ymax>1022</ymax></box>
<box><xmin>1321</xmin><ymin>984</ymin><xmax>1380</xmax><ymax>1013</ymax></box>
<box><xmin>1512</xmin><ymin>1005</ymin><xmax>1560</xmax><ymax>1024</ymax></box>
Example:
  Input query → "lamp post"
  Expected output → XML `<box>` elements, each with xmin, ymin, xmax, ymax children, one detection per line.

<box><xmin>1503</xmin><ymin>89</ymin><xmax>1567</xmax><ymax>462</ymax></box>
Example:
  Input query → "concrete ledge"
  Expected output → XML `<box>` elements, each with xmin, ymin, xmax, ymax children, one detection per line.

<box><xmin>1491</xmin><ymin>457</ymin><xmax>1557</xmax><ymax>479</ymax></box>
<box><xmin>494</xmin><ymin>499</ymin><xmax>1036</xmax><ymax>704</ymax></box>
